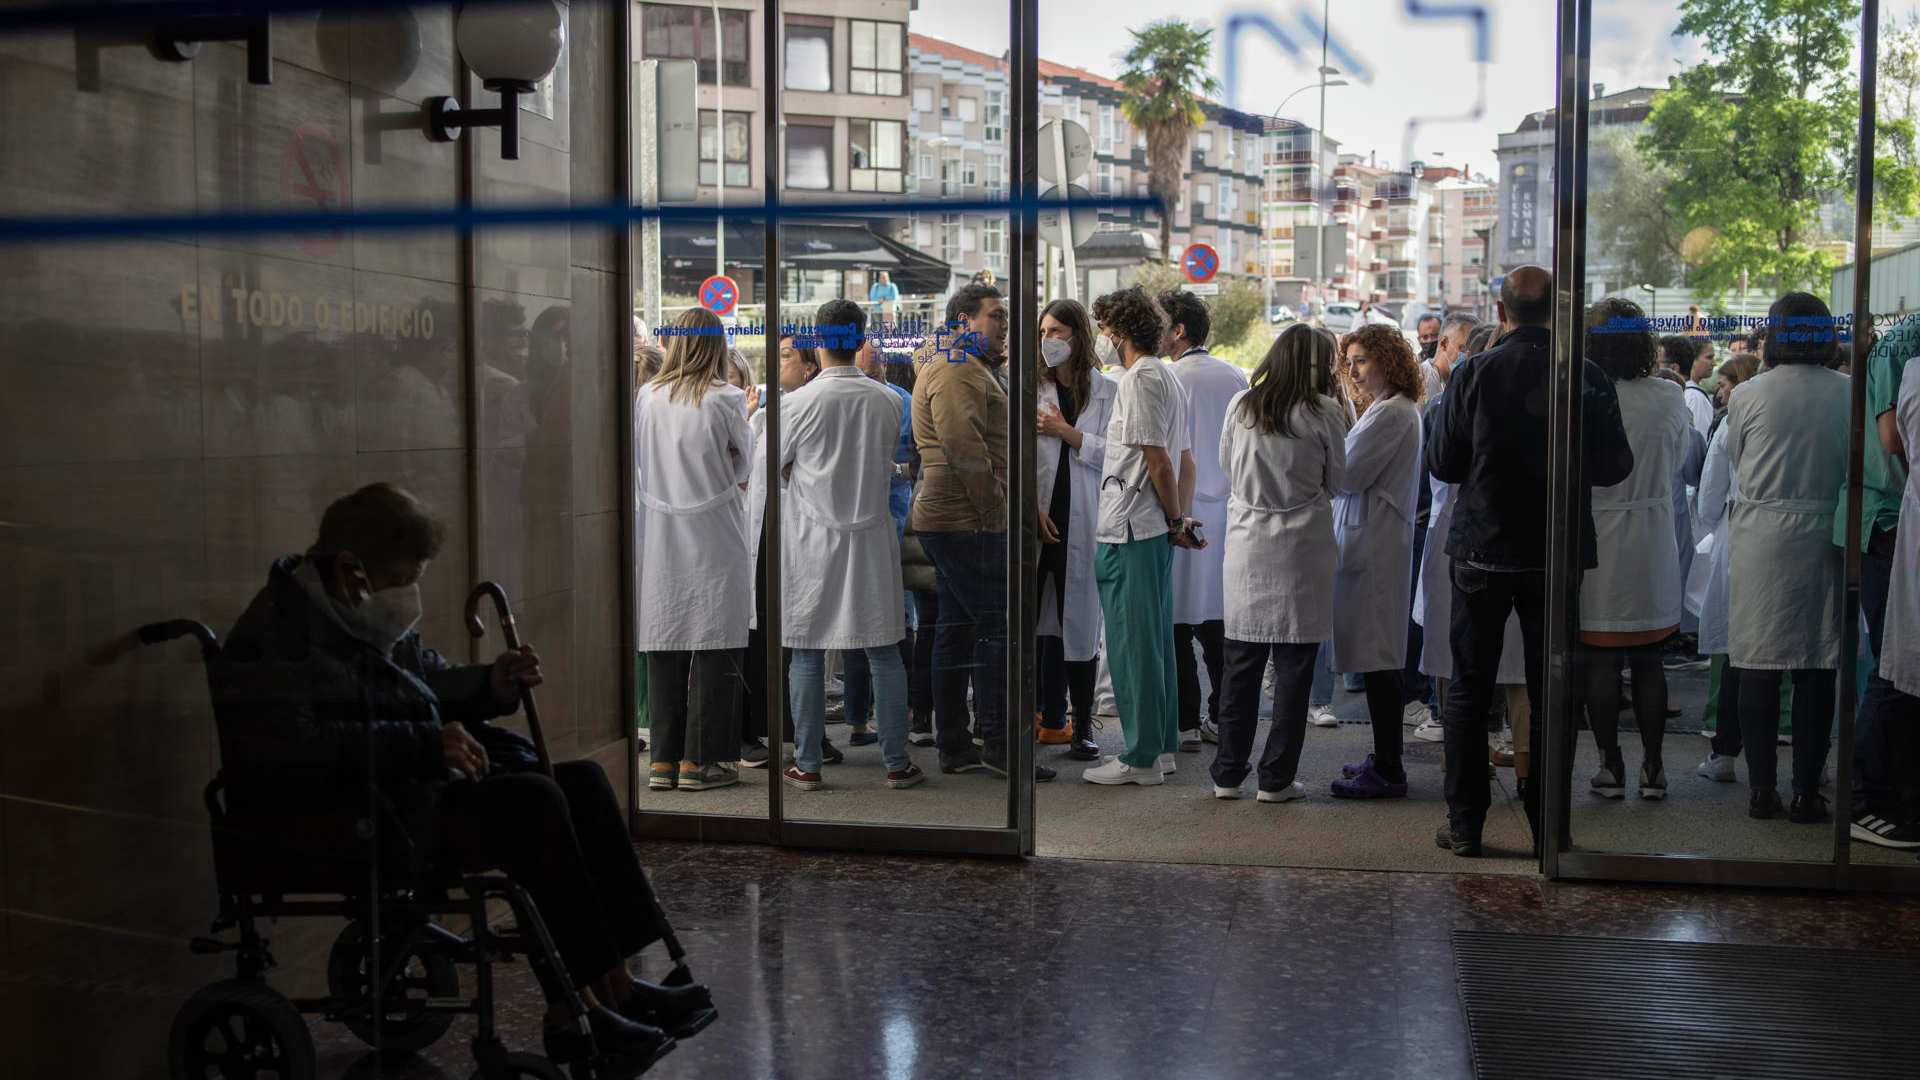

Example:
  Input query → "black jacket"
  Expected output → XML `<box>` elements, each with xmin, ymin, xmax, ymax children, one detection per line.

<box><xmin>1425</xmin><ymin>325</ymin><xmax>1634</xmax><ymax>571</ymax></box>
<box><xmin>212</xmin><ymin>556</ymin><xmax>535</xmax><ymax>867</ymax></box>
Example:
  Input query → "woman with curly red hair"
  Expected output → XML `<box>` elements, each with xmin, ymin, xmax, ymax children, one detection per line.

<box><xmin>1329</xmin><ymin>323</ymin><xmax>1426</xmax><ymax>799</ymax></box>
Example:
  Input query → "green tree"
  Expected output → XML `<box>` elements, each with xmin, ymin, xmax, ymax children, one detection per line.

<box><xmin>1639</xmin><ymin>0</ymin><xmax>1918</xmax><ymax>298</ymax></box>
<box><xmin>1588</xmin><ymin>131</ymin><xmax>1685</xmax><ymax>288</ymax></box>
<box><xmin>1118</xmin><ymin>20</ymin><xmax>1220</xmax><ymax>262</ymax></box>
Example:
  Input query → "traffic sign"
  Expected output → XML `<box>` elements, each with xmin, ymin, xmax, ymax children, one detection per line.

<box><xmin>1182</xmin><ymin>243</ymin><xmax>1219</xmax><ymax>284</ymax></box>
<box><xmin>1038</xmin><ymin>118</ymin><xmax>1092</xmax><ymax>185</ymax></box>
<box><xmin>1038</xmin><ymin>182</ymin><xmax>1099</xmax><ymax>249</ymax></box>
<box><xmin>699</xmin><ymin>274</ymin><xmax>738</xmax><ymax>316</ymax></box>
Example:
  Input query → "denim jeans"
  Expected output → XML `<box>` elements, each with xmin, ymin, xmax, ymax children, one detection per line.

<box><xmin>791</xmin><ymin>646</ymin><xmax>909</xmax><ymax>773</ymax></box>
<box><xmin>1309</xmin><ymin>639</ymin><xmax>1334</xmax><ymax>706</ymax></box>
<box><xmin>843</xmin><ymin>640</ymin><xmax>910</xmax><ymax>732</ymax></box>
<box><xmin>918</xmin><ymin>530</ymin><xmax>1008</xmax><ymax>754</ymax></box>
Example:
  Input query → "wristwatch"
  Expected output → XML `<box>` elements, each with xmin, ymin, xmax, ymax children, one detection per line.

<box><xmin>1166</xmin><ymin>514</ymin><xmax>1186</xmax><ymax>532</ymax></box>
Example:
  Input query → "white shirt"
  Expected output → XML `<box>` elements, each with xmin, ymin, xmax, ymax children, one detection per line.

<box><xmin>1096</xmin><ymin>356</ymin><xmax>1190</xmax><ymax>544</ymax></box>
<box><xmin>1170</xmin><ymin>349</ymin><xmax>1250</xmax><ymax>623</ymax></box>
<box><xmin>1684</xmin><ymin>381</ymin><xmax>1715</xmax><ymax>441</ymax></box>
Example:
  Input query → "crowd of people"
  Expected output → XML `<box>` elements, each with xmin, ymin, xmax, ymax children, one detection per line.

<box><xmin>627</xmin><ymin>264</ymin><xmax>1920</xmax><ymax>860</ymax></box>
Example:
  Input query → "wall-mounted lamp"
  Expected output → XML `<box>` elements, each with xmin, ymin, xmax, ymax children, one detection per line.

<box><xmin>426</xmin><ymin>2</ymin><xmax>565</xmax><ymax>161</ymax></box>
<box><xmin>150</xmin><ymin>13</ymin><xmax>273</xmax><ymax>85</ymax></box>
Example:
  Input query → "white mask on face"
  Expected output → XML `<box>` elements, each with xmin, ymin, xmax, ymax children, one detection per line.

<box><xmin>1093</xmin><ymin>334</ymin><xmax>1116</xmax><ymax>365</ymax></box>
<box><xmin>1040</xmin><ymin>337</ymin><xmax>1072</xmax><ymax>368</ymax></box>
<box><xmin>336</xmin><ymin>583</ymin><xmax>423</xmax><ymax>650</ymax></box>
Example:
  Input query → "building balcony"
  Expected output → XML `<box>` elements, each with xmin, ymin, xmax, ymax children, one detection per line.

<box><xmin>1369</xmin><ymin>197</ymin><xmax>1386</xmax><ymax>209</ymax></box>
<box><xmin>1387</xmin><ymin>259</ymin><xmax>1417</xmax><ymax>270</ymax></box>
<box><xmin>1367</xmin><ymin>260</ymin><xmax>1386</xmax><ymax>273</ymax></box>
<box><xmin>1368</xmin><ymin>228</ymin><xmax>1385</xmax><ymax>241</ymax></box>
<box><xmin>1266</xmin><ymin>150</ymin><xmax>1314</xmax><ymax>165</ymax></box>
<box><xmin>1389</xmin><ymin>225</ymin><xmax>1414</xmax><ymax>238</ymax></box>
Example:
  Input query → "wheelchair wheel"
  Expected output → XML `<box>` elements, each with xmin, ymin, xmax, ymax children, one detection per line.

<box><xmin>470</xmin><ymin>1051</ymin><xmax>566</xmax><ymax>1079</ymax></box>
<box><xmin>168</xmin><ymin>979</ymin><xmax>316</xmax><ymax>1080</ymax></box>
<box><xmin>326</xmin><ymin>920</ymin><xmax>460</xmax><ymax>1053</ymax></box>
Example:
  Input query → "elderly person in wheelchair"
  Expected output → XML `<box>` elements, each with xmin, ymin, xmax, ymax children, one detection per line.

<box><xmin>213</xmin><ymin>482</ymin><xmax>711</xmax><ymax>1072</ymax></box>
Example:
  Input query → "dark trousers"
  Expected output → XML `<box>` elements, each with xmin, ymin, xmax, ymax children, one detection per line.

<box><xmin>648</xmin><ymin>649</ymin><xmax>742</xmax><ymax>767</ymax></box>
<box><xmin>1037</xmin><ymin>634</ymin><xmax>1096</xmax><ymax>730</ymax></box>
<box><xmin>1739</xmin><ymin>667</ymin><xmax>1835</xmax><ymax>798</ymax></box>
<box><xmin>1856</xmin><ymin>525</ymin><xmax>1920</xmax><ymax>817</ymax></box>
<box><xmin>1443</xmin><ymin>563</ymin><xmax>1552</xmax><ymax>839</ymax></box>
<box><xmin>1710</xmin><ymin>656</ymin><xmax>1745</xmax><ymax>758</ymax></box>
<box><xmin>909</xmin><ymin>587</ymin><xmax>938</xmax><ymax>724</ymax></box>
<box><xmin>1404</xmin><ymin>523</ymin><xmax>1433</xmax><ymax>706</ymax></box>
<box><xmin>1358</xmin><ymin>670</ymin><xmax>1407</xmax><ymax>779</ymax></box>
<box><xmin>1213</xmin><ymin>640</ymin><xmax>1318</xmax><ymax>791</ymax></box>
<box><xmin>920</xmin><ymin>530</ymin><xmax>1008</xmax><ymax>753</ymax></box>
<box><xmin>438</xmin><ymin>761</ymin><xmax>665</xmax><ymax>995</ymax></box>
<box><xmin>1175</xmin><ymin>620</ymin><xmax>1226</xmax><ymax>731</ymax></box>
<box><xmin>1577</xmin><ymin>645</ymin><xmax>1668</xmax><ymax>769</ymax></box>
<box><xmin>843</xmin><ymin>638</ymin><xmax>910</xmax><ymax>729</ymax></box>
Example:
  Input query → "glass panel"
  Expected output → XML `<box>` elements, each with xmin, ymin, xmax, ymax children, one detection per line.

<box><xmin>785</xmin><ymin>124</ymin><xmax>833</xmax><ymax>190</ymax></box>
<box><xmin>775</xmin><ymin>0</ymin><xmax>1013</xmax><ymax>831</ymax></box>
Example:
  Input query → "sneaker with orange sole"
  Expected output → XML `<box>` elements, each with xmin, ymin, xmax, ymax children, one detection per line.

<box><xmin>1035</xmin><ymin>710</ymin><xmax>1070</xmax><ymax>744</ymax></box>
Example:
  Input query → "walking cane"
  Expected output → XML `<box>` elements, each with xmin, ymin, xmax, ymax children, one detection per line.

<box><xmin>463</xmin><ymin>580</ymin><xmax>704</xmax><ymax>988</ymax></box>
<box><xmin>465</xmin><ymin>581</ymin><xmax>553</xmax><ymax>774</ymax></box>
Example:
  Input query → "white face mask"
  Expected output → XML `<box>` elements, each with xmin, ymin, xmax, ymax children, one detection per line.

<box><xmin>1093</xmin><ymin>334</ymin><xmax>1116</xmax><ymax>365</ymax></box>
<box><xmin>335</xmin><ymin>583</ymin><xmax>423</xmax><ymax>650</ymax></box>
<box><xmin>1040</xmin><ymin>337</ymin><xmax>1072</xmax><ymax>368</ymax></box>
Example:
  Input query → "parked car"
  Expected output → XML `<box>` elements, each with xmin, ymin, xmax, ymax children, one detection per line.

<box><xmin>1269</xmin><ymin>304</ymin><xmax>1297</xmax><ymax>325</ymax></box>
<box><xmin>1319</xmin><ymin>302</ymin><xmax>1360</xmax><ymax>334</ymax></box>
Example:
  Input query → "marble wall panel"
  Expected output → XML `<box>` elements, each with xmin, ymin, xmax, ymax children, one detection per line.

<box><xmin>349</xmin><ymin>90</ymin><xmax>465</xmax><ymax>283</ymax></box>
<box><xmin>573</xmin><ymin>511</ymin><xmax>622</xmax><ymax>750</ymax></box>
<box><xmin>199</xmin><ymin>453</ymin><xmax>358</xmax><ymax>625</ymax></box>
<box><xmin>475</xmin><ymin>137</ymin><xmax>574</xmax><ymax>300</ymax></box>
<box><xmin>569</xmin><ymin>0</ymin><xmax>619</xmax><ymax>275</ymax></box>
<box><xmin>480</xmin><ymin>445</ymin><xmax>576</xmax><ymax>604</ymax></box>
<box><xmin>196</xmin><ymin>250</ymin><xmax>357</xmax><ymax>459</ymax></box>
<box><xmin>353</xmin><ymin>271</ymin><xmax>466</xmax><ymax>452</ymax></box>
<box><xmin>571</xmin><ymin>267</ymin><xmax>620</xmax><ymax>516</ymax></box>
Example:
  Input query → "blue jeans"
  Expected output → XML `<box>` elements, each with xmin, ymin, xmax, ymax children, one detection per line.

<box><xmin>1310</xmin><ymin>639</ymin><xmax>1334</xmax><ymax>706</ymax></box>
<box><xmin>919</xmin><ymin>530</ymin><xmax>1008</xmax><ymax>754</ymax></box>
<box><xmin>791</xmin><ymin>646</ymin><xmax>909</xmax><ymax>773</ymax></box>
<box><xmin>843</xmin><ymin>640</ymin><xmax>910</xmax><ymax>731</ymax></box>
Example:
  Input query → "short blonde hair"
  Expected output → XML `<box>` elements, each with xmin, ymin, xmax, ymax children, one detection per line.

<box><xmin>656</xmin><ymin>308</ymin><xmax>728</xmax><ymax>404</ymax></box>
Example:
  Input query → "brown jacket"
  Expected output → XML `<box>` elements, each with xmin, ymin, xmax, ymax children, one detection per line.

<box><xmin>908</xmin><ymin>334</ymin><xmax>1008</xmax><ymax>533</ymax></box>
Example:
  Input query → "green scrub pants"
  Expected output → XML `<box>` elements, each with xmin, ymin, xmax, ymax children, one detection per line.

<box><xmin>1096</xmin><ymin>531</ymin><xmax>1177</xmax><ymax>769</ymax></box>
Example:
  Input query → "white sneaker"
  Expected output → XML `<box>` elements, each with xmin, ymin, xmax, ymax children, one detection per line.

<box><xmin>1213</xmin><ymin>781</ymin><xmax>1244</xmax><ymax>799</ymax></box>
<box><xmin>1178</xmin><ymin>728</ymin><xmax>1203</xmax><ymax>752</ymax></box>
<box><xmin>1412</xmin><ymin>717</ymin><xmax>1446</xmax><ymax>743</ymax></box>
<box><xmin>1257</xmin><ymin>781</ymin><xmax>1307</xmax><ymax>803</ymax></box>
<box><xmin>1308</xmin><ymin>705</ymin><xmax>1339</xmax><ymax>728</ymax></box>
<box><xmin>1084</xmin><ymin>756</ymin><xmax>1165</xmax><ymax>786</ymax></box>
<box><xmin>1158</xmin><ymin>753</ymin><xmax>1178</xmax><ymax>775</ymax></box>
<box><xmin>1403</xmin><ymin>701</ymin><xmax>1431</xmax><ymax>727</ymax></box>
<box><xmin>1200</xmin><ymin>719</ymin><xmax>1220</xmax><ymax>744</ymax></box>
<box><xmin>1695</xmin><ymin>752</ymin><xmax>1735</xmax><ymax>782</ymax></box>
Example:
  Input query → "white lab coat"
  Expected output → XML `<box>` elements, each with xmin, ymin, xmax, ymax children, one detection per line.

<box><xmin>1725</xmin><ymin>366</ymin><xmax>1849</xmax><ymax>670</ymax></box>
<box><xmin>634</xmin><ymin>380</ymin><xmax>754</xmax><ymax>651</ymax></box>
<box><xmin>1217</xmin><ymin>391</ymin><xmax>1347</xmax><ymax>643</ymax></box>
<box><xmin>778</xmin><ymin>367</ymin><xmax>906</xmax><ymax>650</ymax></box>
<box><xmin>1416</xmin><ymin>412</ymin><xmax>1527</xmax><ymax>682</ymax></box>
<box><xmin>1691</xmin><ymin>422</ymin><xmax>1737</xmax><ymax>656</ymax></box>
<box><xmin>1684</xmin><ymin>382</ymin><xmax>1715</xmax><ymax>441</ymax></box>
<box><xmin>1675</xmin><ymin>427</ymin><xmax>1708</xmax><ymax>634</ymax></box>
<box><xmin>1331</xmin><ymin>393</ymin><xmax>1422</xmax><ymax>673</ymax></box>
<box><xmin>1036</xmin><ymin>371</ymin><xmax>1117</xmax><ymax>661</ymax></box>
<box><xmin>1170</xmin><ymin>350</ymin><xmax>1251</xmax><ymax>625</ymax></box>
<box><xmin>1580</xmin><ymin>377</ymin><xmax>1692</xmax><ymax>633</ymax></box>
<box><xmin>1880</xmin><ymin>361</ymin><xmax>1920</xmax><ymax>695</ymax></box>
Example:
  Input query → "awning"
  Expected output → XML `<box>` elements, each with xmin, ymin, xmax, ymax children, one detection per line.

<box><xmin>662</xmin><ymin>219</ymin><xmax>951</xmax><ymax>295</ymax></box>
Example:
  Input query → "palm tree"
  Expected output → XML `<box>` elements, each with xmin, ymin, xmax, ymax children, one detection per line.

<box><xmin>1118</xmin><ymin>20</ymin><xmax>1221</xmax><ymax>262</ymax></box>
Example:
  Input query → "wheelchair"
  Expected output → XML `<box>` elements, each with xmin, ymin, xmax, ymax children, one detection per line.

<box><xmin>143</xmin><ymin>615</ymin><xmax>694</xmax><ymax>1080</ymax></box>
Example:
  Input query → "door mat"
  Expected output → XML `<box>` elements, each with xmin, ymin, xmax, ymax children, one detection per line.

<box><xmin>1452</xmin><ymin>930</ymin><xmax>1919</xmax><ymax>1079</ymax></box>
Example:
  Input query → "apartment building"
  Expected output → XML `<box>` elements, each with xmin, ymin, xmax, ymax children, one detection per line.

<box><xmin>635</xmin><ymin>0</ymin><xmax>947</xmax><ymax>301</ymax></box>
<box><xmin>1261</xmin><ymin>117</ymin><xmax>1343</xmax><ymax>312</ymax></box>
<box><xmin>904</xmin><ymin>33</ymin><xmax>1266</xmax><ymax>299</ymax></box>
<box><xmin>1425</xmin><ymin>168</ymin><xmax>1499</xmax><ymax>314</ymax></box>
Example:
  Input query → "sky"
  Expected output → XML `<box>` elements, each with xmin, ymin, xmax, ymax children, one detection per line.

<box><xmin>908</xmin><ymin>0</ymin><xmax>1916</xmax><ymax>180</ymax></box>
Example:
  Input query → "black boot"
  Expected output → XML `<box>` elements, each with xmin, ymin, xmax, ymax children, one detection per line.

<box><xmin>618</xmin><ymin>978</ymin><xmax>719</xmax><ymax>1039</ymax></box>
<box><xmin>1067</xmin><ymin>712</ymin><xmax>1100</xmax><ymax>761</ymax></box>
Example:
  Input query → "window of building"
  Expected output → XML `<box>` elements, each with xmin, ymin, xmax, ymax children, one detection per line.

<box><xmin>983</xmin><ymin>219</ymin><xmax>1006</xmax><ymax>272</ymax></box>
<box><xmin>962</xmin><ymin>225</ymin><xmax>978</xmax><ymax>254</ymax></box>
<box><xmin>1096</xmin><ymin>159</ymin><xmax>1114</xmax><ymax>195</ymax></box>
<box><xmin>849</xmin><ymin>20</ymin><xmax>905</xmax><ymax>96</ymax></box>
<box><xmin>941</xmin><ymin>95</ymin><xmax>952</xmax><ymax>119</ymax></box>
<box><xmin>1194</xmin><ymin>183</ymin><xmax>1211</xmax><ymax>208</ymax></box>
<box><xmin>941</xmin><ymin>151</ymin><xmax>963</xmax><ymax>196</ymax></box>
<box><xmin>918</xmin><ymin>152</ymin><xmax>934</xmax><ymax>180</ymax></box>
<box><xmin>785</xmin><ymin>120</ymin><xmax>833</xmax><ymax>190</ymax></box>
<box><xmin>940</xmin><ymin>213</ymin><xmax>962</xmax><ymax>264</ymax></box>
<box><xmin>784</xmin><ymin>23</ymin><xmax>832</xmax><ymax>92</ymax></box>
<box><xmin>957</xmin><ymin>96</ymin><xmax>978</xmax><ymax>123</ymax></box>
<box><xmin>698</xmin><ymin>109</ymin><xmax>751</xmax><ymax>188</ymax></box>
<box><xmin>985</xmin><ymin>89</ymin><xmax>1004</xmax><ymax>143</ymax></box>
<box><xmin>1217</xmin><ymin>180</ymin><xmax>1229</xmax><ymax>213</ymax></box>
<box><xmin>1197</xmin><ymin>130</ymin><xmax>1214</xmax><ymax>154</ymax></box>
<box><xmin>1099</xmin><ymin>104</ymin><xmax>1115</xmax><ymax>153</ymax></box>
<box><xmin>641</xmin><ymin>4</ymin><xmax>750</xmax><ymax>86</ymax></box>
<box><xmin>913</xmin><ymin>86</ymin><xmax>933</xmax><ymax>112</ymax></box>
<box><xmin>985</xmin><ymin>152</ymin><xmax>1004</xmax><ymax>194</ymax></box>
<box><xmin>849</xmin><ymin>118</ymin><xmax>905</xmax><ymax>193</ymax></box>
<box><xmin>962</xmin><ymin>159</ymin><xmax>977</xmax><ymax>187</ymax></box>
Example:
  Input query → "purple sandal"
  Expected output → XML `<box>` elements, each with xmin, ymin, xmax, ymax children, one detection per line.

<box><xmin>1331</xmin><ymin>762</ymin><xmax>1409</xmax><ymax>799</ymax></box>
<box><xmin>1340</xmin><ymin>753</ymin><xmax>1377</xmax><ymax>780</ymax></box>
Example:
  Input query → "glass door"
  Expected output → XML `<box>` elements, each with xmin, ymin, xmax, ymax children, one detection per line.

<box><xmin>1544</xmin><ymin>0</ymin><xmax>1919</xmax><ymax>891</ymax></box>
<box><xmin>629</xmin><ymin>0</ymin><xmax>1036</xmax><ymax>857</ymax></box>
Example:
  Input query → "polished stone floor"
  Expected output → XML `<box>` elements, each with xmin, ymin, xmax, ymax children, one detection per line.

<box><xmin>314</xmin><ymin>841</ymin><xmax>1920</xmax><ymax>1079</ymax></box>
